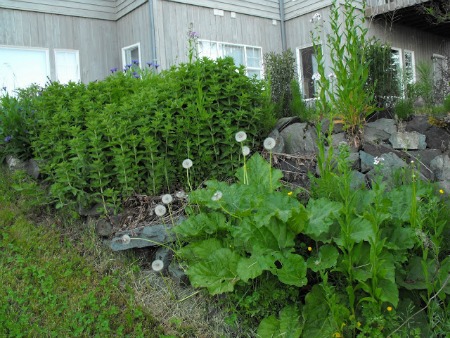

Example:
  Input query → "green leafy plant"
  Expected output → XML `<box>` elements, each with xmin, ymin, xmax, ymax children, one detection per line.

<box><xmin>174</xmin><ymin>134</ymin><xmax>450</xmax><ymax>336</ymax></box>
<box><xmin>311</xmin><ymin>0</ymin><xmax>376</xmax><ymax>138</ymax></box>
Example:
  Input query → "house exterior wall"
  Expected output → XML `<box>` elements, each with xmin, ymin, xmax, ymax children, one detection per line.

<box><xmin>154</xmin><ymin>0</ymin><xmax>282</xmax><ymax>69</ymax></box>
<box><xmin>368</xmin><ymin>18</ymin><xmax>450</xmax><ymax>63</ymax></box>
<box><xmin>0</xmin><ymin>8</ymin><xmax>118</xmax><ymax>83</ymax></box>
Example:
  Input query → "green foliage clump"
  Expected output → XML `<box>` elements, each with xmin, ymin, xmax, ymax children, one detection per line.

<box><xmin>311</xmin><ymin>0</ymin><xmax>376</xmax><ymax>136</ymax></box>
<box><xmin>0</xmin><ymin>86</ymin><xmax>39</xmax><ymax>162</ymax></box>
<box><xmin>365</xmin><ymin>39</ymin><xmax>401</xmax><ymax>108</ymax></box>
<box><xmin>24</xmin><ymin>57</ymin><xmax>269</xmax><ymax>212</ymax></box>
<box><xmin>264</xmin><ymin>49</ymin><xmax>311</xmax><ymax>120</ymax></box>
<box><xmin>175</xmin><ymin>143</ymin><xmax>450</xmax><ymax>336</ymax></box>
<box><xmin>394</xmin><ymin>98</ymin><xmax>414</xmax><ymax>121</ymax></box>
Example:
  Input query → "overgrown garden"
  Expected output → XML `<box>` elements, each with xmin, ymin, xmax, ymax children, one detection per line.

<box><xmin>1</xmin><ymin>0</ymin><xmax>450</xmax><ymax>336</ymax></box>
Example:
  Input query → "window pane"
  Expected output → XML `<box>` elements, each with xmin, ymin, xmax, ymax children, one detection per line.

<box><xmin>55</xmin><ymin>50</ymin><xmax>80</xmax><ymax>84</ymax></box>
<box><xmin>246</xmin><ymin>47</ymin><xmax>261</xmax><ymax>68</ymax></box>
<box><xmin>122</xmin><ymin>44</ymin><xmax>140</xmax><ymax>68</ymax></box>
<box><xmin>247</xmin><ymin>69</ymin><xmax>261</xmax><ymax>79</ymax></box>
<box><xmin>300</xmin><ymin>46</ymin><xmax>318</xmax><ymax>99</ymax></box>
<box><xmin>0</xmin><ymin>47</ymin><xmax>49</xmax><ymax>94</ymax></box>
<box><xmin>222</xmin><ymin>44</ymin><xmax>244</xmax><ymax>65</ymax></box>
<box><xmin>199</xmin><ymin>41</ymin><xmax>219</xmax><ymax>59</ymax></box>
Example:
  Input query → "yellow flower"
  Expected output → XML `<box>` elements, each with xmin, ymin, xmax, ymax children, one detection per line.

<box><xmin>439</xmin><ymin>189</ymin><xmax>444</xmax><ymax>194</ymax></box>
<box><xmin>333</xmin><ymin>333</ymin><xmax>342</xmax><ymax>338</ymax></box>
<box><xmin>387</xmin><ymin>306</ymin><xmax>393</xmax><ymax>312</ymax></box>
<box><xmin>288</xmin><ymin>191</ymin><xmax>293</xmax><ymax>196</ymax></box>
<box><xmin>357</xmin><ymin>321</ymin><xmax>361</xmax><ymax>328</ymax></box>
<box><xmin>307</xmin><ymin>246</ymin><xmax>313</xmax><ymax>252</ymax></box>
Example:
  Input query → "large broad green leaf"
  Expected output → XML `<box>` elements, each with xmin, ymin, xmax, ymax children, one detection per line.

<box><xmin>236</xmin><ymin>255</ymin><xmax>266</xmax><ymax>282</ymax></box>
<box><xmin>177</xmin><ymin>238</ymin><xmax>224</xmax><ymax>261</ymax></box>
<box><xmin>382</xmin><ymin>226</ymin><xmax>416</xmax><ymax>252</ymax></box>
<box><xmin>288</xmin><ymin>204</ymin><xmax>308</xmax><ymax>235</ymax></box>
<box><xmin>304</xmin><ymin>198</ymin><xmax>342</xmax><ymax>242</ymax></box>
<box><xmin>235</xmin><ymin>153</ymin><xmax>283</xmax><ymax>192</ymax></box>
<box><xmin>185</xmin><ymin>247</ymin><xmax>240</xmax><ymax>295</ymax></box>
<box><xmin>174</xmin><ymin>212</ymin><xmax>229</xmax><ymax>238</ymax></box>
<box><xmin>348</xmin><ymin>216</ymin><xmax>375</xmax><ymax>243</ymax></box>
<box><xmin>302</xmin><ymin>285</ymin><xmax>337</xmax><ymax>338</ymax></box>
<box><xmin>307</xmin><ymin>245</ymin><xmax>339</xmax><ymax>272</ymax></box>
<box><xmin>257</xmin><ymin>305</ymin><xmax>303</xmax><ymax>338</ymax></box>
<box><xmin>253</xmin><ymin>193</ymin><xmax>303</xmax><ymax>226</ymax></box>
<box><xmin>231</xmin><ymin>219</ymin><xmax>280</xmax><ymax>252</ymax></box>
<box><xmin>377</xmin><ymin>278</ymin><xmax>399</xmax><ymax>307</ymax></box>
<box><xmin>271</xmin><ymin>253</ymin><xmax>308</xmax><ymax>287</ymax></box>
<box><xmin>387</xmin><ymin>186</ymin><xmax>412</xmax><ymax>222</ymax></box>
<box><xmin>397</xmin><ymin>256</ymin><xmax>438</xmax><ymax>291</ymax></box>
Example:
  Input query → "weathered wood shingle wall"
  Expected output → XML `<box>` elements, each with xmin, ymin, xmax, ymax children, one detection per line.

<box><xmin>0</xmin><ymin>8</ymin><xmax>119</xmax><ymax>82</ymax></box>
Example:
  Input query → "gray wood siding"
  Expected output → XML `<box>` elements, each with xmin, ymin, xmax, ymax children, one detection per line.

<box><xmin>284</xmin><ymin>0</ymin><xmax>331</xmax><ymax>20</ymax></box>
<box><xmin>0</xmin><ymin>0</ymin><xmax>147</xmax><ymax>20</ymax></box>
<box><xmin>0</xmin><ymin>8</ymin><xmax>119</xmax><ymax>82</ymax></box>
<box><xmin>368</xmin><ymin>19</ymin><xmax>450</xmax><ymax>65</ymax></box>
<box><xmin>154</xmin><ymin>1</ymin><xmax>282</xmax><ymax>69</ymax></box>
<box><xmin>366</xmin><ymin>0</ymin><xmax>428</xmax><ymax>16</ymax></box>
<box><xmin>116</xmin><ymin>2</ymin><xmax>152</xmax><ymax>66</ymax></box>
<box><xmin>165</xmin><ymin>0</ymin><xmax>280</xmax><ymax>20</ymax></box>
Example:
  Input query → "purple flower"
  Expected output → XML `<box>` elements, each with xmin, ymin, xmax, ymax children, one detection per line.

<box><xmin>146</xmin><ymin>62</ymin><xmax>154</xmax><ymax>67</ymax></box>
<box><xmin>110</xmin><ymin>67</ymin><xmax>118</xmax><ymax>73</ymax></box>
<box><xmin>4</xmin><ymin>135</ymin><xmax>12</xmax><ymax>143</ymax></box>
<box><xmin>132</xmin><ymin>72</ymin><xmax>140</xmax><ymax>79</ymax></box>
<box><xmin>189</xmin><ymin>31</ymin><xmax>199</xmax><ymax>39</ymax></box>
<box><xmin>125</xmin><ymin>64</ymin><xmax>132</xmax><ymax>69</ymax></box>
<box><xmin>154</xmin><ymin>63</ymin><xmax>159</xmax><ymax>69</ymax></box>
<box><xmin>132</xmin><ymin>60</ymin><xmax>139</xmax><ymax>65</ymax></box>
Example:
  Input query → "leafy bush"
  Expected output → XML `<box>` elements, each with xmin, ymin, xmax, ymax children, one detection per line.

<box><xmin>0</xmin><ymin>86</ymin><xmax>39</xmax><ymax>162</ymax></box>
<box><xmin>174</xmin><ymin>139</ymin><xmax>450</xmax><ymax>336</ymax></box>
<box><xmin>394</xmin><ymin>98</ymin><xmax>414</xmax><ymax>121</ymax></box>
<box><xmin>365</xmin><ymin>39</ymin><xmax>401</xmax><ymax>109</ymax></box>
<box><xmin>264</xmin><ymin>49</ymin><xmax>307</xmax><ymax>119</ymax></box>
<box><xmin>26</xmin><ymin>57</ymin><xmax>270</xmax><ymax>212</ymax></box>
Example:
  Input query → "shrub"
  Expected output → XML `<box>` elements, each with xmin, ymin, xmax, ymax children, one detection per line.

<box><xmin>26</xmin><ymin>57</ymin><xmax>270</xmax><ymax>212</ymax></box>
<box><xmin>394</xmin><ymin>98</ymin><xmax>414</xmax><ymax>121</ymax></box>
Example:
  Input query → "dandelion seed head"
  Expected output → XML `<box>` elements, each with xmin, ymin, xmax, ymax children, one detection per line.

<box><xmin>154</xmin><ymin>204</ymin><xmax>167</xmax><ymax>217</ymax></box>
<box><xmin>152</xmin><ymin>259</ymin><xmax>164</xmax><ymax>272</ymax></box>
<box><xmin>263</xmin><ymin>137</ymin><xmax>276</xmax><ymax>151</ymax></box>
<box><xmin>235</xmin><ymin>131</ymin><xmax>247</xmax><ymax>143</ymax></box>
<box><xmin>175</xmin><ymin>190</ymin><xmax>187</xmax><ymax>199</ymax></box>
<box><xmin>161</xmin><ymin>194</ymin><xmax>173</xmax><ymax>204</ymax></box>
<box><xmin>121</xmin><ymin>234</ymin><xmax>131</xmax><ymax>245</ymax></box>
<box><xmin>182</xmin><ymin>158</ymin><xmax>193</xmax><ymax>169</ymax></box>
<box><xmin>211</xmin><ymin>191</ymin><xmax>223</xmax><ymax>201</ymax></box>
<box><xmin>242</xmin><ymin>145</ymin><xmax>250</xmax><ymax>156</ymax></box>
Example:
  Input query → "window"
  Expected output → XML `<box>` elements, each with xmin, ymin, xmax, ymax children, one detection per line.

<box><xmin>298</xmin><ymin>45</ymin><xmax>318</xmax><ymax>99</ymax></box>
<box><xmin>198</xmin><ymin>40</ymin><xmax>263</xmax><ymax>78</ymax></box>
<box><xmin>403</xmin><ymin>50</ymin><xmax>415</xmax><ymax>85</ymax></box>
<box><xmin>55</xmin><ymin>49</ymin><xmax>80</xmax><ymax>84</ymax></box>
<box><xmin>0</xmin><ymin>46</ymin><xmax>50</xmax><ymax>95</ymax></box>
<box><xmin>122</xmin><ymin>43</ymin><xmax>141</xmax><ymax>68</ymax></box>
<box><xmin>433</xmin><ymin>54</ymin><xmax>449</xmax><ymax>102</ymax></box>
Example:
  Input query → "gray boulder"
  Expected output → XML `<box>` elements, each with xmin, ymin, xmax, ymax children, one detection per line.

<box><xmin>430</xmin><ymin>155</ymin><xmax>450</xmax><ymax>181</ymax></box>
<box><xmin>280</xmin><ymin>123</ymin><xmax>318</xmax><ymax>155</ymax></box>
<box><xmin>389</xmin><ymin>131</ymin><xmax>427</xmax><ymax>150</ymax></box>
<box><xmin>110</xmin><ymin>224</ymin><xmax>175</xmax><ymax>251</ymax></box>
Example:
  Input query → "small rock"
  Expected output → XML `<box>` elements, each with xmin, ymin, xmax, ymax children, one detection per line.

<box><xmin>110</xmin><ymin>224</ymin><xmax>175</xmax><ymax>251</ymax></box>
<box><xmin>430</xmin><ymin>155</ymin><xmax>450</xmax><ymax>181</ymax></box>
<box><xmin>366</xmin><ymin>118</ymin><xmax>397</xmax><ymax>135</ymax></box>
<box><xmin>25</xmin><ymin>159</ymin><xmax>40</xmax><ymax>179</ymax></box>
<box><xmin>154</xmin><ymin>247</ymin><xmax>173</xmax><ymax>272</ymax></box>
<box><xmin>389</xmin><ymin>131</ymin><xmax>427</xmax><ymax>150</ymax></box>
<box><xmin>168</xmin><ymin>263</ymin><xmax>190</xmax><ymax>286</ymax></box>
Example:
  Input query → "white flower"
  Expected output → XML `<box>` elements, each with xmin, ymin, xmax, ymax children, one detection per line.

<box><xmin>328</xmin><ymin>73</ymin><xmax>336</xmax><ymax>79</ymax></box>
<box><xmin>161</xmin><ymin>194</ymin><xmax>173</xmax><ymax>204</ymax></box>
<box><xmin>154</xmin><ymin>204</ymin><xmax>167</xmax><ymax>216</ymax></box>
<box><xmin>121</xmin><ymin>234</ymin><xmax>131</xmax><ymax>245</ymax></box>
<box><xmin>310</xmin><ymin>12</ymin><xmax>322</xmax><ymax>23</ymax></box>
<box><xmin>211</xmin><ymin>191</ymin><xmax>223</xmax><ymax>201</ymax></box>
<box><xmin>312</xmin><ymin>73</ymin><xmax>321</xmax><ymax>81</ymax></box>
<box><xmin>175</xmin><ymin>190</ymin><xmax>187</xmax><ymax>199</ymax></box>
<box><xmin>152</xmin><ymin>259</ymin><xmax>164</xmax><ymax>272</ymax></box>
<box><xmin>242</xmin><ymin>146</ymin><xmax>250</xmax><ymax>156</ymax></box>
<box><xmin>235</xmin><ymin>131</ymin><xmax>247</xmax><ymax>143</ymax></box>
<box><xmin>182</xmin><ymin>158</ymin><xmax>193</xmax><ymax>169</ymax></box>
<box><xmin>373</xmin><ymin>156</ymin><xmax>384</xmax><ymax>165</ymax></box>
<box><xmin>263</xmin><ymin>137</ymin><xmax>276</xmax><ymax>151</ymax></box>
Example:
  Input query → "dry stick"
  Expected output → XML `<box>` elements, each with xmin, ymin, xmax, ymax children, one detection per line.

<box><xmin>387</xmin><ymin>274</ymin><xmax>450</xmax><ymax>338</ymax></box>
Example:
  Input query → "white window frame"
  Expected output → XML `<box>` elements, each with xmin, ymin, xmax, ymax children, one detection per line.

<box><xmin>198</xmin><ymin>40</ymin><xmax>263</xmax><ymax>78</ymax></box>
<box><xmin>54</xmin><ymin>49</ymin><xmax>80</xmax><ymax>84</ymax></box>
<box><xmin>296</xmin><ymin>43</ymin><xmax>320</xmax><ymax>101</ymax></box>
<box><xmin>0</xmin><ymin>45</ymin><xmax>50</xmax><ymax>95</ymax></box>
<box><xmin>122</xmin><ymin>42</ymin><xmax>141</xmax><ymax>69</ymax></box>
